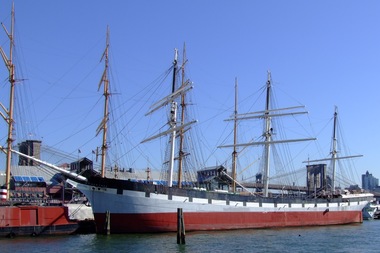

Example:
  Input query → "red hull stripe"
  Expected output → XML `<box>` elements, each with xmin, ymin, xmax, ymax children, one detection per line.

<box><xmin>94</xmin><ymin>211</ymin><xmax>363</xmax><ymax>233</ymax></box>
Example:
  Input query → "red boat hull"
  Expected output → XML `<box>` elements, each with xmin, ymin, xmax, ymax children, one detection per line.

<box><xmin>0</xmin><ymin>205</ymin><xmax>78</xmax><ymax>237</ymax></box>
<box><xmin>93</xmin><ymin>210</ymin><xmax>363</xmax><ymax>233</ymax></box>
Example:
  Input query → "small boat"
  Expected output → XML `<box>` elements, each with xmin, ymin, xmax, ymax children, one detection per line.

<box><xmin>363</xmin><ymin>202</ymin><xmax>377</xmax><ymax>220</ymax></box>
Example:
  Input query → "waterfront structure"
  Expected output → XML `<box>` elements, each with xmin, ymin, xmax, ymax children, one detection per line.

<box><xmin>362</xmin><ymin>171</ymin><xmax>379</xmax><ymax>191</ymax></box>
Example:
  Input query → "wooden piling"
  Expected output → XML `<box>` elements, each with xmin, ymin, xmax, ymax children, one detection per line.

<box><xmin>105</xmin><ymin>210</ymin><xmax>111</xmax><ymax>235</ymax></box>
<box><xmin>177</xmin><ymin>208</ymin><xmax>186</xmax><ymax>244</ymax></box>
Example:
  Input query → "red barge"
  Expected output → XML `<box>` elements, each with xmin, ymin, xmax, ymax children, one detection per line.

<box><xmin>0</xmin><ymin>203</ymin><xmax>78</xmax><ymax>237</ymax></box>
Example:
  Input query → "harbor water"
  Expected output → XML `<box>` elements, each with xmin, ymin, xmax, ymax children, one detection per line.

<box><xmin>1</xmin><ymin>220</ymin><xmax>378</xmax><ymax>253</ymax></box>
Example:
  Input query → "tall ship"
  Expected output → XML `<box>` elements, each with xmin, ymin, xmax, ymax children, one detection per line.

<box><xmin>0</xmin><ymin>5</ymin><xmax>78</xmax><ymax>237</ymax></box>
<box><xmin>11</xmin><ymin>30</ymin><xmax>372</xmax><ymax>233</ymax></box>
<box><xmin>64</xmin><ymin>35</ymin><xmax>371</xmax><ymax>233</ymax></box>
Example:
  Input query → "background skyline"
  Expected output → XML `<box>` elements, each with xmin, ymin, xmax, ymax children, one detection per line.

<box><xmin>0</xmin><ymin>1</ymin><xmax>379</xmax><ymax>186</ymax></box>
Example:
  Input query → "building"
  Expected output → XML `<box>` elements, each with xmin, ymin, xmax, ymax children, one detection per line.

<box><xmin>70</xmin><ymin>157</ymin><xmax>94</xmax><ymax>175</ymax></box>
<box><xmin>362</xmin><ymin>171</ymin><xmax>379</xmax><ymax>190</ymax></box>
<box><xmin>197</xmin><ymin>165</ymin><xmax>231</xmax><ymax>190</ymax></box>
<box><xmin>18</xmin><ymin>140</ymin><xmax>42</xmax><ymax>166</ymax></box>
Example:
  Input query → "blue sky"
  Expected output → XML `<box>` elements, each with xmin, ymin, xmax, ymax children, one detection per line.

<box><xmin>0</xmin><ymin>1</ymin><xmax>379</xmax><ymax>186</ymax></box>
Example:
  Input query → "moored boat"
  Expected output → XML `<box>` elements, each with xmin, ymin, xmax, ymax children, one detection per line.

<box><xmin>4</xmin><ymin>22</ymin><xmax>371</xmax><ymax>233</ymax></box>
<box><xmin>0</xmin><ymin>204</ymin><xmax>78</xmax><ymax>237</ymax></box>
<box><xmin>363</xmin><ymin>202</ymin><xmax>377</xmax><ymax>220</ymax></box>
<box><xmin>66</xmin><ymin>40</ymin><xmax>372</xmax><ymax>233</ymax></box>
<box><xmin>68</xmin><ymin>176</ymin><xmax>371</xmax><ymax>233</ymax></box>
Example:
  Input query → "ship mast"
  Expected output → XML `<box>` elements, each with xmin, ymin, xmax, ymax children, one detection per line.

<box><xmin>177</xmin><ymin>45</ymin><xmax>187</xmax><ymax>188</ymax></box>
<box><xmin>0</xmin><ymin>3</ymin><xmax>15</xmax><ymax>200</ymax></box>
<box><xmin>96</xmin><ymin>26</ymin><xmax>110</xmax><ymax>178</ymax></box>
<box><xmin>167</xmin><ymin>49</ymin><xmax>179</xmax><ymax>187</ymax></box>
<box><xmin>142</xmin><ymin>48</ymin><xmax>196</xmax><ymax>188</ymax></box>
<box><xmin>262</xmin><ymin>72</ymin><xmax>272</xmax><ymax>197</ymax></box>
<box><xmin>231</xmin><ymin>78</ymin><xmax>238</xmax><ymax>192</ymax></box>
<box><xmin>302</xmin><ymin>106</ymin><xmax>362</xmax><ymax>193</ymax></box>
<box><xmin>219</xmin><ymin>71</ymin><xmax>315</xmax><ymax>197</ymax></box>
<box><xmin>331</xmin><ymin>107</ymin><xmax>338</xmax><ymax>192</ymax></box>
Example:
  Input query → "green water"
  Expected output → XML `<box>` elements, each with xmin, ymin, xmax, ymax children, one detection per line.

<box><xmin>1</xmin><ymin>221</ymin><xmax>378</xmax><ymax>253</ymax></box>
